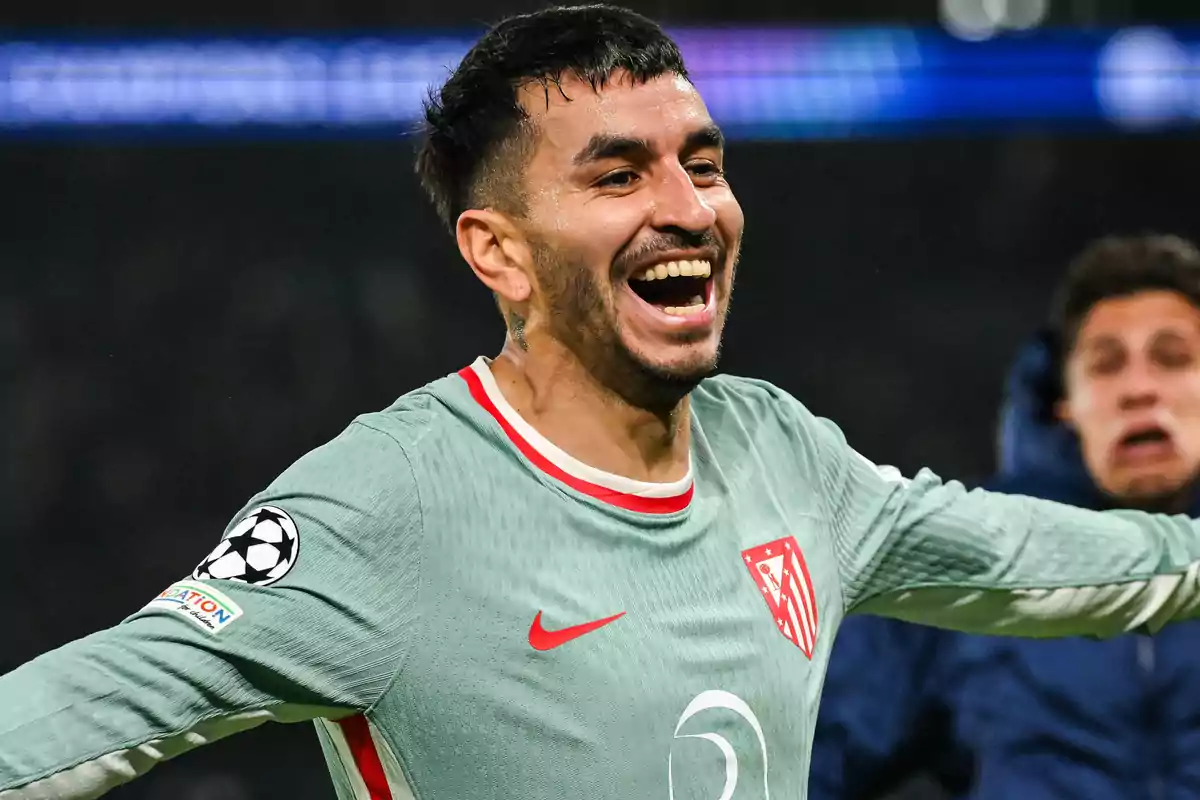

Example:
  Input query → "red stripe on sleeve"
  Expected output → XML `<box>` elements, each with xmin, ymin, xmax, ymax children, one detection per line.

<box><xmin>337</xmin><ymin>715</ymin><xmax>394</xmax><ymax>800</ymax></box>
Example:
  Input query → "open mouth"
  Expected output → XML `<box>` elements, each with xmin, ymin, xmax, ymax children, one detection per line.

<box><xmin>1115</xmin><ymin>424</ymin><xmax>1176</xmax><ymax>462</ymax></box>
<box><xmin>627</xmin><ymin>259</ymin><xmax>713</xmax><ymax>316</ymax></box>
<box><xmin>1120</xmin><ymin>426</ymin><xmax>1170</xmax><ymax>448</ymax></box>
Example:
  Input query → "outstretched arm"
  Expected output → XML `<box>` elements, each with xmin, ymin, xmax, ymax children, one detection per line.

<box><xmin>808</xmin><ymin>410</ymin><xmax>1200</xmax><ymax>634</ymax></box>
<box><xmin>0</xmin><ymin>422</ymin><xmax>421</xmax><ymax>799</ymax></box>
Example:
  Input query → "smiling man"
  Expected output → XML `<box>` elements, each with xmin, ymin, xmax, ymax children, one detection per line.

<box><xmin>12</xmin><ymin>9</ymin><xmax>1200</xmax><ymax>800</ymax></box>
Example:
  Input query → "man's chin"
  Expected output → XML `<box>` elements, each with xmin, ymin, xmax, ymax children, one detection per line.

<box><xmin>1109</xmin><ymin>469</ymin><xmax>1197</xmax><ymax>512</ymax></box>
<box><xmin>607</xmin><ymin>340</ymin><xmax>721</xmax><ymax>412</ymax></box>
<box><xmin>630</xmin><ymin>343</ymin><xmax>721</xmax><ymax>384</ymax></box>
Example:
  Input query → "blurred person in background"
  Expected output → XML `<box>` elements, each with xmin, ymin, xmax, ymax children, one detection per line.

<box><xmin>812</xmin><ymin>233</ymin><xmax>1200</xmax><ymax>800</ymax></box>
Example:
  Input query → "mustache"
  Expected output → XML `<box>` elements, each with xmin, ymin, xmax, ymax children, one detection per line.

<box><xmin>611</xmin><ymin>230</ymin><xmax>723</xmax><ymax>279</ymax></box>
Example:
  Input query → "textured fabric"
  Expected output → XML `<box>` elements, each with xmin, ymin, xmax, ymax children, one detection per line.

<box><xmin>8</xmin><ymin>362</ymin><xmax>1200</xmax><ymax>799</ymax></box>
<box><xmin>948</xmin><ymin>410</ymin><xmax>1200</xmax><ymax>800</ymax></box>
<box><xmin>937</xmin><ymin>475</ymin><xmax>1200</xmax><ymax>800</ymax></box>
<box><xmin>808</xmin><ymin>615</ymin><xmax>965</xmax><ymax>800</ymax></box>
<box><xmin>813</xmin><ymin>332</ymin><xmax>1200</xmax><ymax>800</ymax></box>
<box><xmin>824</xmin><ymin>414</ymin><xmax>1200</xmax><ymax>633</ymax></box>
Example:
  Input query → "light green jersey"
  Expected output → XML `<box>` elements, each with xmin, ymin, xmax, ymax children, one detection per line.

<box><xmin>5</xmin><ymin>357</ymin><xmax>1200</xmax><ymax>800</ymax></box>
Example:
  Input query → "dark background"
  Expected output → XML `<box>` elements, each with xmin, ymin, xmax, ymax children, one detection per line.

<box><xmin>3</xmin><ymin>0</ymin><xmax>1196</xmax><ymax>28</ymax></box>
<box><xmin>4</xmin><ymin>0</ymin><xmax>1200</xmax><ymax>798</ymax></box>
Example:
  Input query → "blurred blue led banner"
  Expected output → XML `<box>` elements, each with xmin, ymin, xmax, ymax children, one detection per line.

<box><xmin>0</xmin><ymin>26</ymin><xmax>1197</xmax><ymax>140</ymax></box>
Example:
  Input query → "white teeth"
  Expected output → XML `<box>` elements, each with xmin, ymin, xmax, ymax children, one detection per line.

<box><xmin>689</xmin><ymin>295</ymin><xmax>704</xmax><ymax>305</ymax></box>
<box><xmin>662</xmin><ymin>303</ymin><xmax>707</xmax><ymax>316</ymax></box>
<box><xmin>629</xmin><ymin>259</ymin><xmax>713</xmax><ymax>280</ymax></box>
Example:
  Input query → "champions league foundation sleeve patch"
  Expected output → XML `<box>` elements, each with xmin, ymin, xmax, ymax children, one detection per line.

<box><xmin>142</xmin><ymin>580</ymin><xmax>244</xmax><ymax>635</ymax></box>
<box><xmin>193</xmin><ymin>505</ymin><xmax>300</xmax><ymax>587</ymax></box>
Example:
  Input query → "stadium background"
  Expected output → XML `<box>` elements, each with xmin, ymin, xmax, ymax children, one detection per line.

<box><xmin>3</xmin><ymin>0</ymin><xmax>1200</xmax><ymax>797</ymax></box>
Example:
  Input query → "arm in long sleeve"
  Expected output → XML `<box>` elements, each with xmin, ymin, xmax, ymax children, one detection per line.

<box><xmin>0</xmin><ymin>422</ymin><xmax>422</xmax><ymax>799</ymax></box>
<box><xmin>802</xmin><ymin>407</ymin><xmax>1200</xmax><ymax>636</ymax></box>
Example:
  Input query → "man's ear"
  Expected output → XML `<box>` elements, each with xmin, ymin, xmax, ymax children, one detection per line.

<box><xmin>456</xmin><ymin>209</ymin><xmax>533</xmax><ymax>304</ymax></box>
<box><xmin>1056</xmin><ymin>397</ymin><xmax>1077</xmax><ymax>430</ymax></box>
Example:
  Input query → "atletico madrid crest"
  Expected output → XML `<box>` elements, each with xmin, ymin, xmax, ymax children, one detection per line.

<box><xmin>742</xmin><ymin>536</ymin><xmax>819</xmax><ymax>659</ymax></box>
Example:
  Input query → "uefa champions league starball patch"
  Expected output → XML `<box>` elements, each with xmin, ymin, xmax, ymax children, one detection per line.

<box><xmin>193</xmin><ymin>505</ymin><xmax>299</xmax><ymax>587</ymax></box>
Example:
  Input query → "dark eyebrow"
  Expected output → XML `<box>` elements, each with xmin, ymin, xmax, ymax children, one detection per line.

<box><xmin>684</xmin><ymin>122</ymin><xmax>725</xmax><ymax>154</ymax></box>
<box><xmin>1151</xmin><ymin>327</ymin><xmax>1194</xmax><ymax>346</ymax></box>
<box><xmin>572</xmin><ymin>134</ymin><xmax>654</xmax><ymax>167</ymax></box>
<box><xmin>570</xmin><ymin>123</ymin><xmax>725</xmax><ymax>168</ymax></box>
<box><xmin>1079</xmin><ymin>334</ymin><xmax>1122</xmax><ymax>355</ymax></box>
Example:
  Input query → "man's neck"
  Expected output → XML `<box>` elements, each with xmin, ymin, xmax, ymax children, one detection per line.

<box><xmin>487</xmin><ymin>341</ymin><xmax>691</xmax><ymax>484</ymax></box>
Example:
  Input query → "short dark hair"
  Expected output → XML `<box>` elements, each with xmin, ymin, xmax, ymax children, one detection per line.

<box><xmin>1052</xmin><ymin>233</ymin><xmax>1200</xmax><ymax>356</ymax></box>
<box><xmin>415</xmin><ymin>4</ymin><xmax>689</xmax><ymax>231</ymax></box>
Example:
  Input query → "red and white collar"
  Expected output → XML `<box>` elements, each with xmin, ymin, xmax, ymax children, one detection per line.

<box><xmin>458</xmin><ymin>357</ymin><xmax>694</xmax><ymax>514</ymax></box>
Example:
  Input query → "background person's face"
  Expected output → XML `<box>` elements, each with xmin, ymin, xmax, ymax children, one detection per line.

<box><xmin>1061</xmin><ymin>290</ymin><xmax>1200</xmax><ymax>504</ymax></box>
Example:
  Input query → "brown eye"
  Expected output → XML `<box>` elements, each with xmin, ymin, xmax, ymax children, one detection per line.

<box><xmin>1157</xmin><ymin>347</ymin><xmax>1194</xmax><ymax>369</ymax></box>
<box><xmin>596</xmin><ymin>170</ymin><xmax>638</xmax><ymax>189</ymax></box>
<box><xmin>1087</xmin><ymin>352</ymin><xmax>1124</xmax><ymax>377</ymax></box>
<box><xmin>687</xmin><ymin>161</ymin><xmax>723</xmax><ymax>182</ymax></box>
<box><xmin>1150</xmin><ymin>332</ymin><xmax>1196</xmax><ymax>369</ymax></box>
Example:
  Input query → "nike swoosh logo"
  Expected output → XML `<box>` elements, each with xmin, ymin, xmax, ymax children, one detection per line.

<box><xmin>528</xmin><ymin>610</ymin><xmax>626</xmax><ymax>651</ymax></box>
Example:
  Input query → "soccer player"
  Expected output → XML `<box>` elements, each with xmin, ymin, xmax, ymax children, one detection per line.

<box><xmin>7</xmin><ymin>8</ymin><xmax>1200</xmax><ymax>800</ymax></box>
<box><xmin>811</xmin><ymin>234</ymin><xmax>1200</xmax><ymax>800</ymax></box>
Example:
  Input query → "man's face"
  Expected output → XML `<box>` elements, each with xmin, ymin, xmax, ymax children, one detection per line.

<box><xmin>1061</xmin><ymin>290</ymin><xmax>1200</xmax><ymax>504</ymax></box>
<box><xmin>513</xmin><ymin>70</ymin><xmax>743</xmax><ymax>408</ymax></box>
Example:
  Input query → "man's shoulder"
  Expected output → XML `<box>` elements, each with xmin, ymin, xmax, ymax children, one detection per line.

<box><xmin>273</xmin><ymin>371</ymin><xmax>474</xmax><ymax>494</ymax></box>
<box><xmin>691</xmin><ymin>374</ymin><xmax>840</xmax><ymax>482</ymax></box>
<box><xmin>695</xmin><ymin>373</ymin><xmax>804</xmax><ymax>414</ymax></box>
<box><xmin>352</xmin><ymin>377</ymin><xmax>451</xmax><ymax>448</ymax></box>
<box><xmin>694</xmin><ymin>373</ymin><xmax>821</xmax><ymax>434</ymax></box>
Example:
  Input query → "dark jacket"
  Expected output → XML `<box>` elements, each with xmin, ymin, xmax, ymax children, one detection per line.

<box><xmin>811</xmin><ymin>333</ymin><xmax>1200</xmax><ymax>800</ymax></box>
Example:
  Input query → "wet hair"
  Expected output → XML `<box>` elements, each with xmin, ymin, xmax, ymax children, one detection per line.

<box><xmin>1052</xmin><ymin>233</ymin><xmax>1200</xmax><ymax>357</ymax></box>
<box><xmin>415</xmin><ymin>4</ymin><xmax>689</xmax><ymax>231</ymax></box>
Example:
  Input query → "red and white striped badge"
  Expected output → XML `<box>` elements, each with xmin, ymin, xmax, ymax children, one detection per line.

<box><xmin>742</xmin><ymin>536</ymin><xmax>819</xmax><ymax>659</ymax></box>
